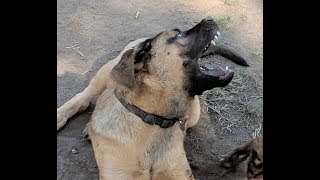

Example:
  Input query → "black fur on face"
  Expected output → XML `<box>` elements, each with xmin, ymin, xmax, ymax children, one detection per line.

<box><xmin>168</xmin><ymin>17</ymin><xmax>220</xmax><ymax>60</ymax></box>
<box><xmin>167</xmin><ymin>17</ymin><xmax>234</xmax><ymax>96</ymax></box>
<box><xmin>134</xmin><ymin>38</ymin><xmax>153</xmax><ymax>64</ymax></box>
<box><xmin>183</xmin><ymin>19</ymin><xmax>220</xmax><ymax>60</ymax></box>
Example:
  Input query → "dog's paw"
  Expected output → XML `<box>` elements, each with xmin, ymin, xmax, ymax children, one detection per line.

<box><xmin>57</xmin><ymin>110</ymin><xmax>67</xmax><ymax>131</ymax></box>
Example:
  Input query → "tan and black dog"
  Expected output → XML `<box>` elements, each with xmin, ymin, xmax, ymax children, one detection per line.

<box><xmin>220</xmin><ymin>136</ymin><xmax>263</xmax><ymax>180</ymax></box>
<box><xmin>57</xmin><ymin>16</ymin><xmax>249</xmax><ymax>179</ymax></box>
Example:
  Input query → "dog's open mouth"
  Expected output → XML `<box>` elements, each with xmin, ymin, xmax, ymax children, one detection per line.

<box><xmin>193</xmin><ymin>17</ymin><xmax>233</xmax><ymax>85</ymax></box>
<box><xmin>202</xmin><ymin>31</ymin><xmax>220</xmax><ymax>53</ymax></box>
<box><xmin>182</xmin><ymin>16</ymin><xmax>235</xmax><ymax>95</ymax></box>
<box><xmin>199</xmin><ymin>65</ymin><xmax>234</xmax><ymax>82</ymax></box>
<box><xmin>188</xmin><ymin>59</ymin><xmax>234</xmax><ymax>95</ymax></box>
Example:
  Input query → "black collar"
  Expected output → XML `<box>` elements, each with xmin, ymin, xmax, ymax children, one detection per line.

<box><xmin>115</xmin><ymin>94</ymin><xmax>181</xmax><ymax>128</ymax></box>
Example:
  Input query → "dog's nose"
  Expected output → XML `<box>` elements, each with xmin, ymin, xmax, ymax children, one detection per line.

<box><xmin>204</xmin><ymin>16</ymin><xmax>213</xmax><ymax>22</ymax></box>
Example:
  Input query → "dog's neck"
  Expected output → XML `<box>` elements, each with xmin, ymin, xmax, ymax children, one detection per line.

<box><xmin>91</xmin><ymin>88</ymin><xmax>150</xmax><ymax>141</ymax></box>
<box><xmin>114</xmin><ymin>86</ymin><xmax>190</xmax><ymax>120</ymax></box>
<box><xmin>115</xmin><ymin>93</ymin><xmax>182</xmax><ymax>128</ymax></box>
<box><xmin>90</xmin><ymin>88</ymin><xmax>183</xmax><ymax>145</ymax></box>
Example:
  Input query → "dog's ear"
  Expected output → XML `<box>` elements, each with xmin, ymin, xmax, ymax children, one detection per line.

<box><xmin>134</xmin><ymin>38</ymin><xmax>152</xmax><ymax>71</ymax></box>
<box><xmin>111</xmin><ymin>39</ymin><xmax>153</xmax><ymax>89</ymax></box>
<box><xmin>220</xmin><ymin>142</ymin><xmax>251</xmax><ymax>168</ymax></box>
<box><xmin>111</xmin><ymin>49</ymin><xmax>136</xmax><ymax>89</ymax></box>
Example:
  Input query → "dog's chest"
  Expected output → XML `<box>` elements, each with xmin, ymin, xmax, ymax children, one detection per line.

<box><xmin>90</xmin><ymin>89</ymin><xmax>185</xmax><ymax>167</ymax></box>
<box><xmin>142</xmin><ymin>127</ymin><xmax>184</xmax><ymax>161</ymax></box>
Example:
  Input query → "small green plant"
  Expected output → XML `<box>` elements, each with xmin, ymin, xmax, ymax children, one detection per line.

<box><xmin>224</xmin><ymin>0</ymin><xmax>236</xmax><ymax>6</ymax></box>
<box><xmin>216</xmin><ymin>16</ymin><xmax>232</xmax><ymax>28</ymax></box>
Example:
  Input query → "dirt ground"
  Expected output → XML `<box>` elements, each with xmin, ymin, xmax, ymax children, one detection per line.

<box><xmin>57</xmin><ymin>0</ymin><xmax>263</xmax><ymax>179</ymax></box>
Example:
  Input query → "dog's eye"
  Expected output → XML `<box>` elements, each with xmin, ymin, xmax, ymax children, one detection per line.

<box><xmin>176</xmin><ymin>31</ymin><xmax>186</xmax><ymax>39</ymax></box>
<box><xmin>167</xmin><ymin>29</ymin><xmax>186</xmax><ymax>44</ymax></box>
<box><xmin>173</xmin><ymin>29</ymin><xmax>181</xmax><ymax>37</ymax></box>
<box><xmin>173</xmin><ymin>29</ymin><xmax>185</xmax><ymax>39</ymax></box>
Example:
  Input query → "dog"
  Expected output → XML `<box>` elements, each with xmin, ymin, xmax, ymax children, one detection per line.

<box><xmin>220</xmin><ymin>136</ymin><xmax>263</xmax><ymax>180</ymax></box>
<box><xmin>57</xmin><ymin>16</ymin><xmax>249</xmax><ymax>179</ymax></box>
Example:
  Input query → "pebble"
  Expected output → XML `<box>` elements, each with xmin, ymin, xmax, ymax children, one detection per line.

<box><xmin>71</xmin><ymin>148</ymin><xmax>78</xmax><ymax>154</ymax></box>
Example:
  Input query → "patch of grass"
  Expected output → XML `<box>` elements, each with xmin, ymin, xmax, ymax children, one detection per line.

<box><xmin>240</xmin><ymin>105</ymin><xmax>259</xmax><ymax>118</ymax></box>
<box><xmin>201</xmin><ymin>66</ymin><xmax>263</xmax><ymax>135</ymax></box>
<box><xmin>252</xmin><ymin>124</ymin><xmax>262</xmax><ymax>138</ymax></box>
<box><xmin>216</xmin><ymin>16</ymin><xmax>232</xmax><ymax>28</ymax></box>
<box><xmin>224</xmin><ymin>0</ymin><xmax>236</xmax><ymax>6</ymax></box>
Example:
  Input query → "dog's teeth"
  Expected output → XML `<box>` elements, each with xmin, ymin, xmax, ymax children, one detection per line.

<box><xmin>217</xmin><ymin>31</ymin><xmax>221</xmax><ymax>36</ymax></box>
<box><xmin>200</xmin><ymin>67</ymin><xmax>205</xmax><ymax>70</ymax></box>
<box><xmin>214</xmin><ymin>35</ymin><xmax>218</xmax><ymax>40</ymax></box>
<box><xmin>226</xmin><ymin>66</ymin><xmax>229</xmax><ymax>70</ymax></box>
<box><xmin>211</xmin><ymin>40</ymin><xmax>216</xmax><ymax>45</ymax></box>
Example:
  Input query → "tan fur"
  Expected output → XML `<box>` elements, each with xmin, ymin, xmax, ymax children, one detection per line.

<box><xmin>57</xmin><ymin>36</ymin><xmax>199</xmax><ymax>130</ymax></box>
<box><xmin>58</xmin><ymin>30</ymin><xmax>205</xmax><ymax>179</ymax></box>
<box><xmin>57</xmin><ymin>16</ymin><xmax>252</xmax><ymax>179</ymax></box>
<box><xmin>88</xmin><ymin>30</ymin><xmax>199</xmax><ymax>179</ymax></box>
<box><xmin>57</xmin><ymin>38</ymin><xmax>148</xmax><ymax>130</ymax></box>
<box><xmin>116</xmin><ymin>31</ymin><xmax>192</xmax><ymax>118</ymax></box>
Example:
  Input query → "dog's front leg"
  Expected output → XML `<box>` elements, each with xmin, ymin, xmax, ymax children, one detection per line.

<box><xmin>152</xmin><ymin>152</ymin><xmax>195</xmax><ymax>180</ymax></box>
<box><xmin>201</xmin><ymin>44</ymin><xmax>249</xmax><ymax>67</ymax></box>
<box><xmin>57</xmin><ymin>66</ymin><xmax>112</xmax><ymax>131</ymax></box>
<box><xmin>57</xmin><ymin>38</ymin><xmax>149</xmax><ymax>131</ymax></box>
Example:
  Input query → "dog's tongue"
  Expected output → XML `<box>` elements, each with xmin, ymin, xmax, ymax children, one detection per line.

<box><xmin>201</xmin><ymin>66</ymin><xmax>233</xmax><ymax>80</ymax></box>
<box><xmin>218</xmin><ymin>70</ymin><xmax>234</xmax><ymax>81</ymax></box>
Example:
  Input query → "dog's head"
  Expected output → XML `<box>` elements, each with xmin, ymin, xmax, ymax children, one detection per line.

<box><xmin>111</xmin><ymin>16</ymin><xmax>233</xmax><ymax>118</ymax></box>
<box><xmin>220</xmin><ymin>136</ymin><xmax>263</xmax><ymax>179</ymax></box>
